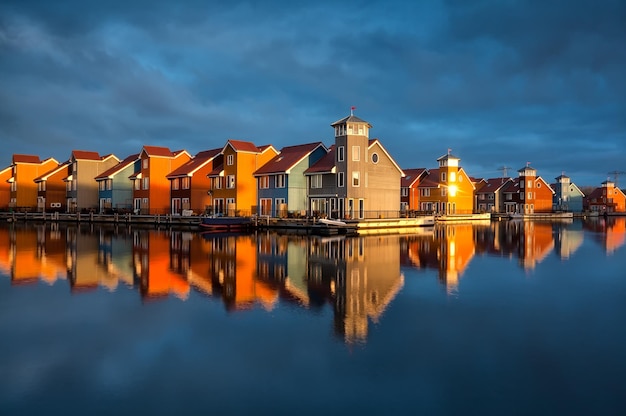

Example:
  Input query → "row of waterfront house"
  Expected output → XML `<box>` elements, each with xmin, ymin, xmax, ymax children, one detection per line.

<box><xmin>1</xmin><ymin>113</ymin><xmax>625</xmax><ymax>218</ymax></box>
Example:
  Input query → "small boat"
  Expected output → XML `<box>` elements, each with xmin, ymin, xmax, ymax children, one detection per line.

<box><xmin>199</xmin><ymin>215</ymin><xmax>252</xmax><ymax>232</ymax></box>
<box><xmin>318</xmin><ymin>218</ymin><xmax>348</xmax><ymax>226</ymax></box>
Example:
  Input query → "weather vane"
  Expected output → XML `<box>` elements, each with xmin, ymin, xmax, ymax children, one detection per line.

<box><xmin>350</xmin><ymin>106</ymin><xmax>356</xmax><ymax>116</ymax></box>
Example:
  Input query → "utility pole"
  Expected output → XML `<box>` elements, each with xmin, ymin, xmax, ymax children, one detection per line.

<box><xmin>498</xmin><ymin>166</ymin><xmax>511</xmax><ymax>178</ymax></box>
<box><xmin>608</xmin><ymin>170</ymin><xmax>626</xmax><ymax>187</ymax></box>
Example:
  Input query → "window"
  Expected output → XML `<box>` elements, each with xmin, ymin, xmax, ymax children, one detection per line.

<box><xmin>227</xmin><ymin>154</ymin><xmax>234</xmax><ymax>165</ymax></box>
<box><xmin>143</xmin><ymin>158</ymin><xmax>148</xmax><ymax>169</ymax></box>
<box><xmin>420</xmin><ymin>188</ymin><xmax>431</xmax><ymax>197</ymax></box>
<box><xmin>352</xmin><ymin>146</ymin><xmax>360</xmax><ymax>161</ymax></box>
<box><xmin>215</xmin><ymin>177</ymin><xmax>223</xmax><ymax>189</ymax></box>
<box><xmin>106</xmin><ymin>179</ymin><xmax>112</xmax><ymax>190</ymax></box>
<box><xmin>338</xmin><ymin>172</ymin><xmax>345</xmax><ymax>188</ymax></box>
<box><xmin>450</xmin><ymin>172</ymin><xmax>456</xmax><ymax>182</ymax></box>
<box><xmin>142</xmin><ymin>177</ymin><xmax>149</xmax><ymax>190</ymax></box>
<box><xmin>441</xmin><ymin>188</ymin><xmax>447</xmax><ymax>196</ymax></box>
<box><xmin>181</xmin><ymin>177</ymin><xmax>190</xmax><ymax>189</ymax></box>
<box><xmin>337</xmin><ymin>146</ymin><xmax>345</xmax><ymax>162</ymax></box>
<box><xmin>371</xmin><ymin>153</ymin><xmax>379</xmax><ymax>164</ymax></box>
<box><xmin>520</xmin><ymin>193</ymin><xmax>524</xmax><ymax>200</ymax></box>
<box><xmin>134</xmin><ymin>180</ymin><xmax>140</xmax><ymax>190</ymax></box>
<box><xmin>275</xmin><ymin>174</ymin><xmax>285</xmax><ymax>188</ymax></box>
<box><xmin>259</xmin><ymin>176</ymin><xmax>270</xmax><ymax>189</ymax></box>
<box><xmin>528</xmin><ymin>192</ymin><xmax>532</xmax><ymax>199</ymax></box>
<box><xmin>311</xmin><ymin>174</ymin><xmax>322</xmax><ymax>189</ymax></box>
<box><xmin>441</xmin><ymin>172</ymin><xmax>447</xmax><ymax>182</ymax></box>
<box><xmin>401</xmin><ymin>187</ymin><xmax>408</xmax><ymax>197</ymax></box>
<box><xmin>537</xmin><ymin>182</ymin><xmax>541</xmax><ymax>188</ymax></box>
<box><xmin>352</xmin><ymin>171</ymin><xmax>360</xmax><ymax>187</ymax></box>
<box><xmin>182</xmin><ymin>198</ymin><xmax>190</xmax><ymax>210</ymax></box>
<box><xmin>527</xmin><ymin>180</ymin><xmax>533</xmax><ymax>188</ymax></box>
<box><xmin>227</xmin><ymin>175</ymin><xmax>235</xmax><ymax>189</ymax></box>
<box><xmin>99</xmin><ymin>181</ymin><xmax>105</xmax><ymax>191</ymax></box>
<box><xmin>172</xmin><ymin>179</ymin><xmax>179</xmax><ymax>190</ymax></box>
<box><xmin>459</xmin><ymin>175</ymin><xmax>463</xmax><ymax>182</ymax></box>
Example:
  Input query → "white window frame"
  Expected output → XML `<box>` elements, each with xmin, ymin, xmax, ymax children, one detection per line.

<box><xmin>227</xmin><ymin>154</ymin><xmax>234</xmax><ymax>166</ymax></box>
<box><xmin>142</xmin><ymin>177</ymin><xmax>149</xmax><ymax>190</ymax></box>
<box><xmin>182</xmin><ymin>177</ymin><xmax>190</xmax><ymax>189</ymax></box>
<box><xmin>275</xmin><ymin>174</ymin><xmax>285</xmax><ymax>188</ymax></box>
<box><xmin>352</xmin><ymin>146</ymin><xmax>360</xmax><ymax>161</ymax></box>
<box><xmin>352</xmin><ymin>171</ymin><xmax>360</xmax><ymax>187</ymax></box>
<box><xmin>259</xmin><ymin>176</ymin><xmax>270</xmax><ymax>189</ymax></box>
<box><xmin>172</xmin><ymin>179</ymin><xmax>179</xmax><ymax>190</ymax></box>
<box><xmin>227</xmin><ymin>175</ymin><xmax>235</xmax><ymax>189</ymax></box>
<box><xmin>311</xmin><ymin>174</ymin><xmax>322</xmax><ymax>189</ymax></box>
<box><xmin>338</xmin><ymin>172</ymin><xmax>345</xmax><ymax>188</ymax></box>
<box><xmin>337</xmin><ymin>146</ymin><xmax>345</xmax><ymax>162</ymax></box>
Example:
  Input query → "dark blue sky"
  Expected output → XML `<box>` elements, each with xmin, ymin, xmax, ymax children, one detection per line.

<box><xmin>1</xmin><ymin>0</ymin><xmax>624</xmax><ymax>186</ymax></box>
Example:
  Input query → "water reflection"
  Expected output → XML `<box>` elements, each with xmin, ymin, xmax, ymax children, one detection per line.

<box><xmin>1</xmin><ymin>217</ymin><xmax>624</xmax><ymax>344</ymax></box>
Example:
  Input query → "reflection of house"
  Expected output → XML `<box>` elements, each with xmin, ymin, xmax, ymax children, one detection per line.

<box><xmin>65</xmin><ymin>150</ymin><xmax>120</xmax><ymax>213</ymax></box>
<box><xmin>417</xmin><ymin>152</ymin><xmax>476</xmax><ymax>214</ymax></box>
<box><xmin>400</xmin><ymin>168</ymin><xmax>428</xmax><ymax>212</ymax></box>
<box><xmin>34</xmin><ymin>161</ymin><xmax>70</xmax><ymax>213</ymax></box>
<box><xmin>166</xmin><ymin>148</ymin><xmax>222</xmax><ymax>215</ymax></box>
<box><xmin>585</xmin><ymin>180</ymin><xmax>626</xmax><ymax>214</ymax></box>
<box><xmin>254</xmin><ymin>142</ymin><xmax>328</xmax><ymax>217</ymax></box>
<box><xmin>8</xmin><ymin>154</ymin><xmax>59</xmax><ymax>211</ymax></box>
<box><xmin>208</xmin><ymin>235</ymin><xmax>278</xmax><ymax>310</ymax></box>
<box><xmin>474</xmin><ymin>178</ymin><xmax>513</xmax><ymax>213</ymax></box>
<box><xmin>67</xmin><ymin>227</ymin><xmax>120</xmax><ymax>291</ymax></box>
<box><xmin>208</xmin><ymin>140</ymin><xmax>278</xmax><ymax>217</ymax></box>
<box><xmin>8</xmin><ymin>227</ymin><xmax>40</xmax><ymax>285</ymax></box>
<box><xmin>551</xmin><ymin>174</ymin><xmax>585</xmax><ymax>212</ymax></box>
<box><xmin>133</xmin><ymin>230</ymin><xmax>190</xmax><ymax>300</ymax></box>
<box><xmin>131</xmin><ymin>146</ymin><xmax>192</xmax><ymax>215</ymax></box>
<box><xmin>94</xmin><ymin>153</ymin><xmax>140</xmax><ymax>213</ymax></box>
<box><xmin>554</xmin><ymin>223</ymin><xmax>584</xmax><ymax>259</ymax></box>
<box><xmin>517</xmin><ymin>222</ymin><xmax>555</xmax><ymax>269</ymax></box>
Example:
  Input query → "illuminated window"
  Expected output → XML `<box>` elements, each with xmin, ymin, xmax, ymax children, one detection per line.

<box><xmin>227</xmin><ymin>154</ymin><xmax>234</xmax><ymax>165</ymax></box>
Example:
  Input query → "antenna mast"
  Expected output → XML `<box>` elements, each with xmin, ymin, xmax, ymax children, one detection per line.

<box><xmin>608</xmin><ymin>170</ymin><xmax>626</xmax><ymax>187</ymax></box>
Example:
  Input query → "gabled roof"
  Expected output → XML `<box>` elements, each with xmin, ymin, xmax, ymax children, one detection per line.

<box><xmin>331</xmin><ymin>114</ymin><xmax>371</xmax><ymax>127</ymax></box>
<box><xmin>254</xmin><ymin>142</ymin><xmax>327</xmax><ymax>176</ymax></box>
<box><xmin>401</xmin><ymin>168</ymin><xmax>428</xmax><ymax>187</ymax></box>
<box><xmin>436</xmin><ymin>153</ymin><xmax>460</xmax><ymax>161</ymax></box>
<box><xmin>475</xmin><ymin>177</ymin><xmax>513</xmax><ymax>193</ymax></box>
<box><xmin>368</xmin><ymin>139</ymin><xmax>405</xmax><ymax>176</ymax></box>
<box><xmin>417</xmin><ymin>169</ymin><xmax>441</xmax><ymax>188</ymax></box>
<box><xmin>71</xmin><ymin>150</ymin><xmax>101</xmax><ymax>160</ymax></box>
<box><xmin>223</xmin><ymin>139</ymin><xmax>261</xmax><ymax>154</ymax></box>
<box><xmin>304</xmin><ymin>145</ymin><xmax>336</xmax><ymax>175</ymax></box>
<box><xmin>95</xmin><ymin>153</ymin><xmax>140</xmax><ymax>180</ymax></box>
<box><xmin>12</xmin><ymin>154</ymin><xmax>41</xmax><ymax>164</ymax></box>
<box><xmin>501</xmin><ymin>178</ymin><xmax>521</xmax><ymax>193</ymax></box>
<box><xmin>142</xmin><ymin>145</ymin><xmax>174</xmax><ymax>157</ymax></box>
<box><xmin>207</xmin><ymin>162</ymin><xmax>225</xmax><ymax>177</ymax></box>
<box><xmin>34</xmin><ymin>161</ymin><xmax>70</xmax><ymax>182</ymax></box>
<box><xmin>166</xmin><ymin>149</ymin><xmax>221</xmax><ymax>178</ymax></box>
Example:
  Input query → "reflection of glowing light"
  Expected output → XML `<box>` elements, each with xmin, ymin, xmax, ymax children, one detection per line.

<box><xmin>449</xmin><ymin>184</ymin><xmax>458</xmax><ymax>197</ymax></box>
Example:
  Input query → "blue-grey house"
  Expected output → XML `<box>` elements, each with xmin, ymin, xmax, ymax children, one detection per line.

<box><xmin>253</xmin><ymin>142</ymin><xmax>328</xmax><ymax>217</ymax></box>
<box><xmin>551</xmin><ymin>174</ymin><xmax>585</xmax><ymax>212</ymax></box>
<box><xmin>94</xmin><ymin>153</ymin><xmax>140</xmax><ymax>212</ymax></box>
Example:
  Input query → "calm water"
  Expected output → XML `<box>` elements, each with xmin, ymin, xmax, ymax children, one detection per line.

<box><xmin>1</xmin><ymin>218</ymin><xmax>625</xmax><ymax>415</ymax></box>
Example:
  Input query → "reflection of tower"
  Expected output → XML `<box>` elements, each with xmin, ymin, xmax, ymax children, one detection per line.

<box><xmin>517</xmin><ymin>222</ymin><xmax>555</xmax><ymax>269</ymax></box>
<box><xmin>319</xmin><ymin>236</ymin><xmax>404</xmax><ymax>344</ymax></box>
<box><xmin>435</xmin><ymin>224</ymin><xmax>476</xmax><ymax>294</ymax></box>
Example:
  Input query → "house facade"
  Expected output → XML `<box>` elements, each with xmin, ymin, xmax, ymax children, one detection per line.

<box><xmin>131</xmin><ymin>146</ymin><xmax>192</xmax><ymax>215</ymax></box>
<box><xmin>34</xmin><ymin>161</ymin><xmax>70</xmax><ymax>213</ymax></box>
<box><xmin>474</xmin><ymin>178</ymin><xmax>513</xmax><ymax>213</ymax></box>
<box><xmin>400</xmin><ymin>168</ymin><xmax>428</xmax><ymax>212</ymax></box>
<box><xmin>65</xmin><ymin>151</ymin><xmax>120</xmax><ymax>213</ymax></box>
<box><xmin>166</xmin><ymin>148</ymin><xmax>222</xmax><ymax>215</ymax></box>
<box><xmin>304</xmin><ymin>114</ymin><xmax>403</xmax><ymax>219</ymax></box>
<box><xmin>551</xmin><ymin>174</ymin><xmax>584</xmax><ymax>212</ymax></box>
<box><xmin>0</xmin><ymin>166</ymin><xmax>12</xmax><ymax>211</ymax></box>
<box><xmin>94</xmin><ymin>153</ymin><xmax>140</xmax><ymax>213</ymax></box>
<box><xmin>7</xmin><ymin>155</ymin><xmax>59</xmax><ymax>212</ymax></box>
<box><xmin>208</xmin><ymin>140</ymin><xmax>278</xmax><ymax>216</ymax></box>
<box><xmin>417</xmin><ymin>153</ymin><xmax>475</xmax><ymax>214</ymax></box>
<box><xmin>254</xmin><ymin>142</ymin><xmax>328</xmax><ymax>217</ymax></box>
<box><xmin>585</xmin><ymin>180</ymin><xmax>626</xmax><ymax>214</ymax></box>
<box><xmin>502</xmin><ymin>165</ymin><xmax>554</xmax><ymax>214</ymax></box>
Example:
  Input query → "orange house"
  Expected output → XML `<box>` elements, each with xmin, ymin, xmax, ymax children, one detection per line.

<box><xmin>400</xmin><ymin>168</ymin><xmax>428</xmax><ymax>212</ymax></box>
<box><xmin>208</xmin><ymin>140</ymin><xmax>278</xmax><ymax>216</ymax></box>
<box><xmin>7</xmin><ymin>154</ymin><xmax>59</xmax><ymax>211</ymax></box>
<box><xmin>417</xmin><ymin>152</ymin><xmax>476</xmax><ymax>214</ymax></box>
<box><xmin>166</xmin><ymin>148</ymin><xmax>222</xmax><ymax>215</ymax></box>
<box><xmin>585</xmin><ymin>180</ymin><xmax>626</xmax><ymax>214</ymax></box>
<box><xmin>131</xmin><ymin>146</ymin><xmax>192</xmax><ymax>215</ymax></box>
<box><xmin>34</xmin><ymin>161</ymin><xmax>70</xmax><ymax>212</ymax></box>
<box><xmin>502</xmin><ymin>165</ymin><xmax>555</xmax><ymax>214</ymax></box>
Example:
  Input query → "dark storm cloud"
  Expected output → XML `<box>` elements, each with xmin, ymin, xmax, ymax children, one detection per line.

<box><xmin>0</xmin><ymin>0</ymin><xmax>624</xmax><ymax>185</ymax></box>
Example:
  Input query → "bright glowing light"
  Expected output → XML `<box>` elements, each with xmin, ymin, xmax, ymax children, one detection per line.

<box><xmin>449</xmin><ymin>184</ymin><xmax>458</xmax><ymax>197</ymax></box>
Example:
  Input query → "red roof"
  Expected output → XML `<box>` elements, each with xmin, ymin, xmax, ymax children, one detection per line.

<box><xmin>95</xmin><ymin>153</ymin><xmax>139</xmax><ymax>180</ymax></box>
<box><xmin>167</xmin><ymin>148</ymin><xmax>221</xmax><ymax>178</ymax></box>
<box><xmin>417</xmin><ymin>168</ymin><xmax>440</xmax><ymax>188</ymax></box>
<box><xmin>142</xmin><ymin>146</ymin><xmax>174</xmax><ymax>157</ymax></box>
<box><xmin>401</xmin><ymin>168</ymin><xmax>427</xmax><ymax>187</ymax></box>
<box><xmin>254</xmin><ymin>142</ymin><xmax>326</xmax><ymax>175</ymax></box>
<box><xmin>72</xmin><ymin>150</ymin><xmax>101</xmax><ymax>160</ymax></box>
<box><xmin>207</xmin><ymin>162</ymin><xmax>224</xmax><ymax>177</ymax></box>
<box><xmin>475</xmin><ymin>177</ymin><xmax>512</xmax><ymax>193</ymax></box>
<box><xmin>501</xmin><ymin>178</ymin><xmax>521</xmax><ymax>194</ymax></box>
<box><xmin>34</xmin><ymin>161</ymin><xmax>70</xmax><ymax>182</ymax></box>
<box><xmin>12</xmin><ymin>154</ymin><xmax>41</xmax><ymax>164</ymax></box>
<box><xmin>225</xmin><ymin>140</ymin><xmax>260</xmax><ymax>153</ymax></box>
<box><xmin>304</xmin><ymin>145</ymin><xmax>336</xmax><ymax>174</ymax></box>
